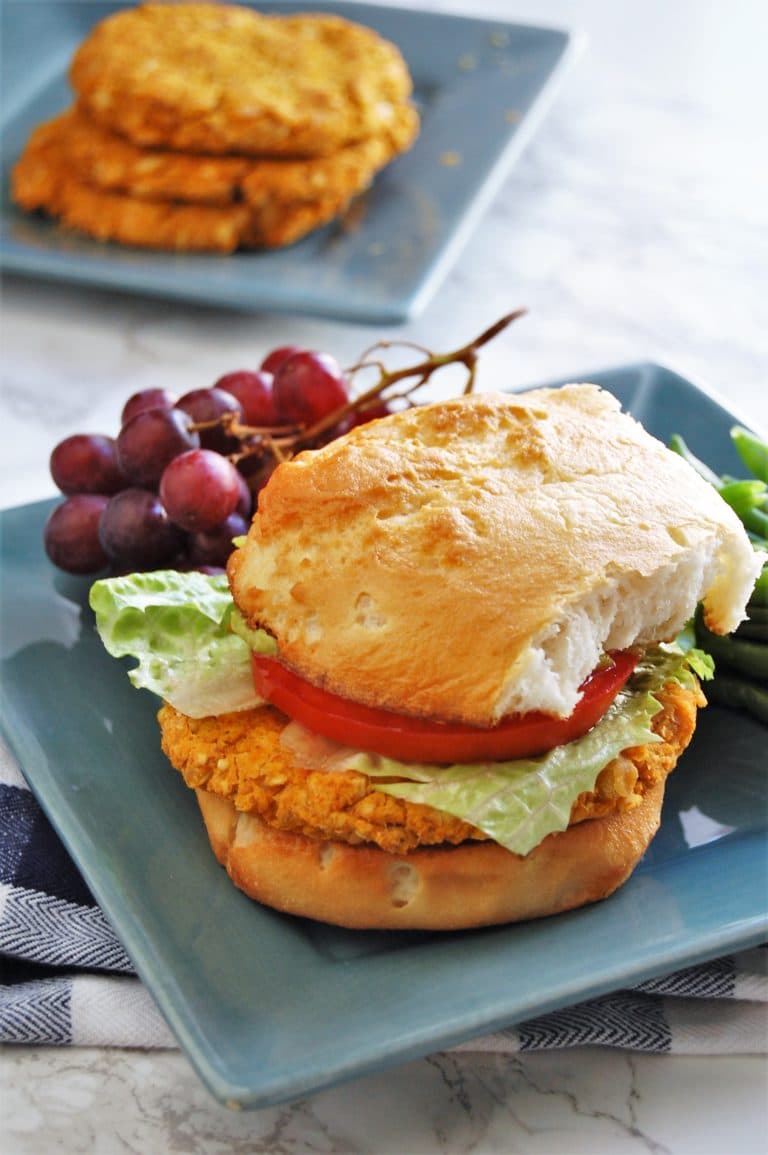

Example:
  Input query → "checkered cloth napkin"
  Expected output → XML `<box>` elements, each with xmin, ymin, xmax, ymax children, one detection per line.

<box><xmin>1</xmin><ymin>738</ymin><xmax>766</xmax><ymax>1053</ymax></box>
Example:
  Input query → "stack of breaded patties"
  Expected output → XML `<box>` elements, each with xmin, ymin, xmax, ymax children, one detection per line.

<box><xmin>11</xmin><ymin>3</ymin><xmax>419</xmax><ymax>252</ymax></box>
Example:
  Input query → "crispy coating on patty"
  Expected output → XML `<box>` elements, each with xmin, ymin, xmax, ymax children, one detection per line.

<box><xmin>70</xmin><ymin>4</ymin><xmax>414</xmax><ymax>157</ymax></box>
<box><xmin>158</xmin><ymin>680</ymin><xmax>703</xmax><ymax>855</ymax></box>
<box><xmin>14</xmin><ymin>106</ymin><xmax>418</xmax><ymax>208</ymax></box>
<box><xmin>11</xmin><ymin>117</ymin><xmax>417</xmax><ymax>253</ymax></box>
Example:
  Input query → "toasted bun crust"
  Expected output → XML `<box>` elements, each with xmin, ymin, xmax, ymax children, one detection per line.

<box><xmin>195</xmin><ymin>782</ymin><xmax>667</xmax><ymax>930</ymax></box>
<box><xmin>229</xmin><ymin>386</ymin><xmax>760</xmax><ymax>724</ymax></box>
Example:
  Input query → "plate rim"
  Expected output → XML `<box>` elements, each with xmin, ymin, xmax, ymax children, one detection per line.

<box><xmin>1</xmin><ymin>358</ymin><xmax>766</xmax><ymax>1108</ymax></box>
<box><xmin>0</xmin><ymin>0</ymin><xmax>578</xmax><ymax>323</ymax></box>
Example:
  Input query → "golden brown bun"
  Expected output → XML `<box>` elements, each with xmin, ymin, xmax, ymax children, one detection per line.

<box><xmin>194</xmin><ymin>782</ymin><xmax>667</xmax><ymax>930</ymax></box>
<box><xmin>170</xmin><ymin>677</ymin><xmax>700</xmax><ymax>929</ymax></box>
<box><xmin>229</xmin><ymin>386</ymin><xmax>760</xmax><ymax>725</ymax></box>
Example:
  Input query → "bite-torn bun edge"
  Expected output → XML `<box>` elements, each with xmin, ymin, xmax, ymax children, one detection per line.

<box><xmin>194</xmin><ymin>782</ymin><xmax>667</xmax><ymax>930</ymax></box>
<box><xmin>230</xmin><ymin>387</ymin><xmax>761</xmax><ymax>725</ymax></box>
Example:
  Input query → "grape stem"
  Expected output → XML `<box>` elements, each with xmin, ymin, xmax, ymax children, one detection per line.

<box><xmin>202</xmin><ymin>308</ymin><xmax>526</xmax><ymax>471</ymax></box>
<box><xmin>319</xmin><ymin>308</ymin><xmax>528</xmax><ymax>439</ymax></box>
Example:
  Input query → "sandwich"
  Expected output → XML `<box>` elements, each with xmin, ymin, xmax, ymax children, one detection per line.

<box><xmin>90</xmin><ymin>384</ymin><xmax>763</xmax><ymax>929</ymax></box>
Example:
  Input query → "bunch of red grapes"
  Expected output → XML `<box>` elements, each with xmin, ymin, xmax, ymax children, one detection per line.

<box><xmin>44</xmin><ymin>311</ymin><xmax>525</xmax><ymax>577</ymax></box>
<box><xmin>44</xmin><ymin>345</ymin><xmax>372</xmax><ymax>576</ymax></box>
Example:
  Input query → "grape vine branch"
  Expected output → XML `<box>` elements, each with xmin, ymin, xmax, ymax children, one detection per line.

<box><xmin>195</xmin><ymin>308</ymin><xmax>527</xmax><ymax>474</ymax></box>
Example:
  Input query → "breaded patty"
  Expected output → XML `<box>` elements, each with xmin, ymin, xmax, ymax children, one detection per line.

<box><xmin>70</xmin><ymin>4</ymin><xmax>414</xmax><ymax>157</ymax></box>
<box><xmin>158</xmin><ymin>680</ymin><xmax>702</xmax><ymax>855</ymax></box>
<box><xmin>15</xmin><ymin>107</ymin><xmax>418</xmax><ymax>208</ymax></box>
<box><xmin>12</xmin><ymin>103</ymin><xmax>417</xmax><ymax>252</ymax></box>
<box><xmin>11</xmin><ymin>147</ymin><xmax>353</xmax><ymax>252</ymax></box>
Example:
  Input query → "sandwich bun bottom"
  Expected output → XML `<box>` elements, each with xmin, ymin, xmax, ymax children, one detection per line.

<box><xmin>194</xmin><ymin>780</ymin><xmax>668</xmax><ymax>930</ymax></box>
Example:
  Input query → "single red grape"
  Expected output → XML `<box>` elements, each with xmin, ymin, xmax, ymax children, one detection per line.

<box><xmin>159</xmin><ymin>449</ymin><xmax>241</xmax><ymax>533</ymax></box>
<box><xmin>176</xmin><ymin>387</ymin><xmax>243</xmax><ymax>452</ymax></box>
<box><xmin>272</xmin><ymin>351</ymin><xmax>349</xmax><ymax>426</ymax></box>
<box><xmin>121</xmin><ymin>388</ymin><xmax>178</xmax><ymax>426</ymax></box>
<box><xmin>237</xmin><ymin>453</ymin><xmax>278</xmax><ymax>499</ymax></box>
<box><xmin>99</xmin><ymin>488</ymin><xmax>186</xmax><ymax>570</ymax></box>
<box><xmin>213</xmin><ymin>370</ymin><xmax>278</xmax><ymax>426</ymax></box>
<box><xmin>260</xmin><ymin>345</ymin><xmax>303</xmax><ymax>375</ymax></box>
<box><xmin>339</xmin><ymin>397</ymin><xmax>401</xmax><ymax>434</ymax></box>
<box><xmin>43</xmin><ymin>495</ymin><xmax>110</xmax><ymax>575</ymax></box>
<box><xmin>50</xmin><ymin>433</ymin><xmax>126</xmax><ymax>496</ymax></box>
<box><xmin>116</xmin><ymin>407</ymin><xmax>199</xmax><ymax>488</ymax></box>
<box><xmin>327</xmin><ymin>401</ymin><xmax>396</xmax><ymax>440</ymax></box>
<box><xmin>234</xmin><ymin>470</ymin><xmax>252</xmax><ymax>519</ymax></box>
<box><xmin>188</xmin><ymin>511</ymin><xmax>250</xmax><ymax>567</ymax></box>
<box><xmin>345</xmin><ymin>399</ymin><xmax>398</xmax><ymax>430</ymax></box>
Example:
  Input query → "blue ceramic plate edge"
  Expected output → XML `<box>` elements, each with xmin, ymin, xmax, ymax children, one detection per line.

<box><xmin>0</xmin><ymin>0</ymin><xmax>579</xmax><ymax>323</ymax></box>
<box><xmin>521</xmin><ymin>357</ymin><xmax>767</xmax><ymax>436</ymax></box>
<box><xmin>2</xmin><ymin>689</ymin><xmax>765</xmax><ymax>1111</ymax></box>
<box><xmin>1</xmin><ymin>359</ymin><xmax>766</xmax><ymax>1109</ymax></box>
<box><xmin>405</xmin><ymin>26</ymin><xmax>585</xmax><ymax>321</ymax></box>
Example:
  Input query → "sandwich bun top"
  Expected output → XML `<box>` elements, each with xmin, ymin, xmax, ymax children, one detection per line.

<box><xmin>228</xmin><ymin>385</ymin><xmax>762</xmax><ymax>725</ymax></box>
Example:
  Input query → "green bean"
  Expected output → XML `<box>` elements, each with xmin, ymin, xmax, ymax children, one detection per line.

<box><xmin>695</xmin><ymin>608</ymin><xmax>768</xmax><ymax>680</ymax></box>
<box><xmin>734</xmin><ymin>619</ymin><xmax>768</xmax><ymax>642</ymax></box>
<box><xmin>749</xmin><ymin>567</ymin><xmax>768</xmax><ymax>607</ymax></box>
<box><xmin>665</xmin><ymin>427</ymin><xmax>768</xmax><ymax>728</ymax></box>
<box><xmin>668</xmin><ymin>434</ymin><xmax>768</xmax><ymax>540</ymax></box>
<box><xmin>705</xmin><ymin>672</ymin><xmax>768</xmax><ymax>724</ymax></box>
<box><xmin>717</xmin><ymin>479</ymin><xmax>767</xmax><ymax>517</ymax></box>
<box><xmin>668</xmin><ymin>434</ymin><xmax>722</xmax><ymax>486</ymax></box>
<box><xmin>742</xmin><ymin>506</ymin><xmax>768</xmax><ymax>538</ymax></box>
<box><xmin>731</xmin><ymin>425</ymin><xmax>768</xmax><ymax>483</ymax></box>
<box><xmin>745</xmin><ymin>603</ymin><xmax>768</xmax><ymax>625</ymax></box>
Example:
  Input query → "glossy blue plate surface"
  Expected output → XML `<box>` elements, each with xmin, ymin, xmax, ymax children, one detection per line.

<box><xmin>1</xmin><ymin>363</ymin><xmax>766</xmax><ymax>1109</ymax></box>
<box><xmin>0</xmin><ymin>0</ymin><xmax>574</xmax><ymax>323</ymax></box>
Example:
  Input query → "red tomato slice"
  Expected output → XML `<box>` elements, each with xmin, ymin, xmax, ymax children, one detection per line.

<box><xmin>251</xmin><ymin>650</ymin><xmax>639</xmax><ymax>763</ymax></box>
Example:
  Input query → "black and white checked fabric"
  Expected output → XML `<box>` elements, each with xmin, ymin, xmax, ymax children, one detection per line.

<box><xmin>1</xmin><ymin>739</ymin><xmax>766</xmax><ymax>1053</ymax></box>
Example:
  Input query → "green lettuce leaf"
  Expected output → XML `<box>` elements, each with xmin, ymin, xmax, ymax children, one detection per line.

<box><xmin>89</xmin><ymin>571</ymin><xmax>704</xmax><ymax>857</ymax></box>
<box><xmin>346</xmin><ymin>647</ymin><xmax>695</xmax><ymax>856</ymax></box>
<box><xmin>670</xmin><ymin>620</ymin><xmax>716</xmax><ymax>682</ymax></box>
<box><xmin>89</xmin><ymin>570</ymin><xmax>275</xmax><ymax>717</ymax></box>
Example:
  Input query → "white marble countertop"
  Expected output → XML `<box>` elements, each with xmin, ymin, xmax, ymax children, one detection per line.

<box><xmin>1</xmin><ymin>0</ymin><xmax>766</xmax><ymax>1151</ymax></box>
<box><xmin>2</xmin><ymin>1047</ymin><xmax>766</xmax><ymax>1154</ymax></box>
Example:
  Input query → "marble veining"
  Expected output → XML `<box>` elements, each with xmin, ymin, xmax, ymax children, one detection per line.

<box><xmin>1</xmin><ymin>1048</ymin><xmax>767</xmax><ymax>1153</ymax></box>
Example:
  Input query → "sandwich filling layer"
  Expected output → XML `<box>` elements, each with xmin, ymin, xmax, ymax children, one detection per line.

<box><xmin>158</xmin><ymin>664</ymin><xmax>703</xmax><ymax>856</ymax></box>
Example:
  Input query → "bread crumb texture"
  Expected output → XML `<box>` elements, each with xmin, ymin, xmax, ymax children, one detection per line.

<box><xmin>229</xmin><ymin>387</ymin><xmax>759</xmax><ymax>723</ymax></box>
<box><xmin>69</xmin><ymin>3</ymin><xmax>414</xmax><ymax>156</ymax></box>
<box><xmin>11</xmin><ymin>104</ymin><xmax>417</xmax><ymax>252</ymax></box>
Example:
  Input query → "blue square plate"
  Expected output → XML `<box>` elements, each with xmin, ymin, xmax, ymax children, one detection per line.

<box><xmin>1</xmin><ymin>363</ymin><xmax>766</xmax><ymax>1109</ymax></box>
<box><xmin>0</xmin><ymin>0</ymin><xmax>575</xmax><ymax>323</ymax></box>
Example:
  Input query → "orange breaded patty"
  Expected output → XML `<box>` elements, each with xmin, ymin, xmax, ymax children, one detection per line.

<box><xmin>158</xmin><ymin>680</ymin><xmax>702</xmax><ymax>855</ymax></box>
